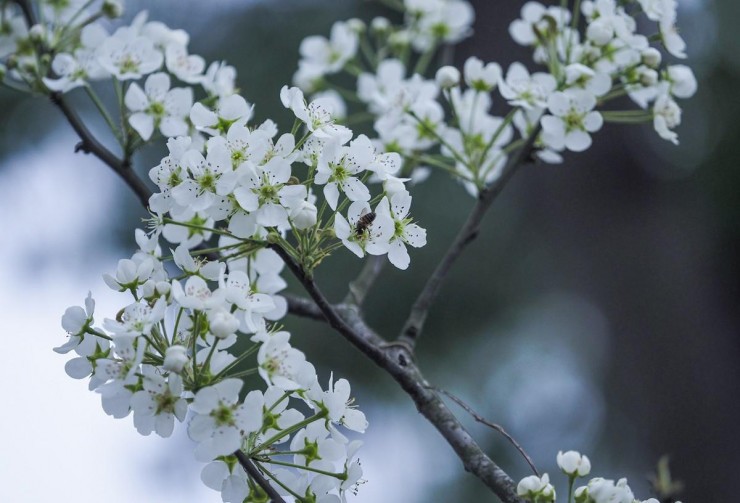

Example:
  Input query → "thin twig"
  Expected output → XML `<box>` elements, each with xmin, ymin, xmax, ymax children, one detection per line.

<box><xmin>267</xmin><ymin>243</ymin><xmax>524</xmax><ymax>503</ymax></box>
<box><xmin>234</xmin><ymin>451</ymin><xmax>286</xmax><ymax>503</ymax></box>
<box><xmin>343</xmin><ymin>255</ymin><xmax>386</xmax><ymax>306</ymax></box>
<box><xmin>398</xmin><ymin>126</ymin><xmax>542</xmax><ymax>348</ymax></box>
<box><xmin>427</xmin><ymin>385</ymin><xmax>540</xmax><ymax>477</ymax></box>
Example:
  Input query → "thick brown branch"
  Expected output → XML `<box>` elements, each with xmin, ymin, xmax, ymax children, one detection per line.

<box><xmin>268</xmin><ymin>243</ymin><xmax>524</xmax><ymax>503</ymax></box>
<box><xmin>234</xmin><ymin>451</ymin><xmax>286</xmax><ymax>503</ymax></box>
<box><xmin>399</xmin><ymin>127</ymin><xmax>542</xmax><ymax>347</ymax></box>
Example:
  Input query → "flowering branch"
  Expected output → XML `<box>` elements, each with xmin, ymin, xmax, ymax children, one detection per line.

<box><xmin>267</xmin><ymin>242</ymin><xmax>525</xmax><ymax>503</ymax></box>
<box><xmin>398</xmin><ymin>127</ymin><xmax>542</xmax><ymax>348</ymax></box>
<box><xmin>234</xmin><ymin>451</ymin><xmax>287</xmax><ymax>503</ymax></box>
<box><xmin>14</xmin><ymin>0</ymin><xmax>153</xmax><ymax>208</ymax></box>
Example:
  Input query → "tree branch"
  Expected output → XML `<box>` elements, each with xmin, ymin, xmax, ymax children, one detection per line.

<box><xmin>398</xmin><ymin>127</ymin><xmax>542</xmax><ymax>348</ymax></box>
<box><xmin>14</xmin><ymin>0</ymin><xmax>153</xmax><ymax>208</ymax></box>
<box><xmin>268</xmin><ymin>243</ymin><xmax>524</xmax><ymax>503</ymax></box>
<box><xmin>234</xmin><ymin>451</ymin><xmax>286</xmax><ymax>503</ymax></box>
<box><xmin>49</xmin><ymin>92</ymin><xmax>153</xmax><ymax>207</ymax></box>
<box><xmin>284</xmin><ymin>293</ymin><xmax>325</xmax><ymax>321</ymax></box>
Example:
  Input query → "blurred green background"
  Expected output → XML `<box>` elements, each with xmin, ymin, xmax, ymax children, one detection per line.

<box><xmin>2</xmin><ymin>0</ymin><xmax>738</xmax><ymax>501</ymax></box>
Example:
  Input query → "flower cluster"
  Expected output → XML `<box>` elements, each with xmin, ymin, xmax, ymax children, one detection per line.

<box><xmin>14</xmin><ymin>0</ymin><xmax>694</xmax><ymax>500</ymax></box>
<box><xmin>516</xmin><ymin>450</ymin><xmax>683</xmax><ymax>503</ymax></box>
<box><xmin>56</xmin><ymin>244</ymin><xmax>367</xmax><ymax>501</ymax></box>
<box><xmin>291</xmin><ymin>0</ymin><xmax>696</xmax><ymax>200</ymax></box>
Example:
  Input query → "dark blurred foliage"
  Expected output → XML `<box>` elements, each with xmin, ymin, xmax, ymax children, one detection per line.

<box><xmin>2</xmin><ymin>0</ymin><xmax>738</xmax><ymax>501</ymax></box>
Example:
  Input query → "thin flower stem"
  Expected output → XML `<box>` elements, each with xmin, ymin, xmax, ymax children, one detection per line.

<box><xmin>399</xmin><ymin>126</ymin><xmax>541</xmax><ymax>347</ymax></box>
<box><xmin>84</xmin><ymin>86</ymin><xmax>121</xmax><ymax>142</ymax></box>
<box><xmin>200</xmin><ymin>338</ymin><xmax>220</xmax><ymax>379</ymax></box>
<box><xmin>254</xmin><ymin>460</ymin><xmax>304</xmax><ymax>500</ymax></box>
<box><xmin>413</xmin><ymin>44</ymin><xmax>438</xmax><ymax>76</ymax></box>
<box><xmin>259</xmin><ymin>458</ymin><xmax>344</xmax><ymax>479</ymax></box>
<box><xmin>212</xmin><ymin>343</ymin><xmax>260</xmax><ymax>381</ymax></box>
<box><xmin>221</xmin><ymin>368</ymin><xmax>258</xmax><ymax>380</ymax></box>
<box><xmin>568</xmin><ymin>475</ymin><xmax>576</xmax><ymax>503</ymax></box>
<box><xmin>234</xmin><ymin>451</ymin><xmax>286</xmax><ymax>503</ymax></box>
<box><xmin>407</xmin><ymin>110</ymin><xmax>474</xmax><ymax>172</ymax></box>
<box><xmin>252</xmin><ymin>411</ymin><xmax>328</xmax><ymax>453</ymax></box>
<box><xmin>86</xmin><ymin>328</ymin><xmax>112</xmax><ymax>341</ymax></box>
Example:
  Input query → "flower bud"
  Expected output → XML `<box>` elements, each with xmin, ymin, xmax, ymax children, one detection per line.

<box><xmin>163</xmin><ymin>345</ymin><xmax>189</xmax><ymax>373</ymax></box>
<box><xmin>642</xmin><ymin>47</ymin><xmax>662</xmax><ymax>68</ymax></box>
<box><xmin>389</xmin><ymin>30</ymin><xmax>411</xmax><ymax>48</ymax></box>
<box><xmin>371</xmin><ymin>17</ymin><xmax>391</xmax><ymax>33</ymax></box>
<box><xmin>208</xmin><ymin>309</ymin><xmax>240</xmax><ymax>339</ymax></box>
<box><xmin>6</xmin><ymin>55</ymin><xmax>18</xmax><ymax>70</ymax></box>
<box><xmin>666</xmin><ymin>64</ymin><xmax>697</xmax><ymax>99</ymax></box>
<box><xmin>586</xmin><ymin>18</ymin><xmax>613</xmax><ymax>46</ymax></box>
<box><xmin>382</xmin><ymin>176</ymin><xmax>410</xmax><ymax>197</ymax></box>
<box><xmin>347</xmin><ymin>18</ymin><xmax>366</xmax><ymax>33</ymax></box>
<box><xmin>574</xmin><ymin>486</ymin><xmax>589</xmax><ymax>503</ymax></box>
<box><xmin>557</xmin><ymin>450</ymin><xmax>591</xmax><ymax>477</ymax></box>
<box><xmin>29</xmin><ymin>24</ymin><xmax>46</xmax><ymax>43</ymax></box>
<box><xmin>517</xmin><ymin>473</ymin><xmax>556</xmax><ymax>502</ymax></box>
<box><xmin>435</xmin><ymin>66</ymin><xmax>460</xmax><ymax>89</ymax></box>
<box><xmin>102</xmin><ymin>0</ymin><xmax>124</xmax><ymax>18</ymax></box>
<box><xmin>639</xmin><ymin>68</ymin><xmax>658</xmax><ymax>86</ymax></box>
<box><xmin>290</xmin><ymin>200</ymin><xmax>318</xmax><ymax>230</ymax></box>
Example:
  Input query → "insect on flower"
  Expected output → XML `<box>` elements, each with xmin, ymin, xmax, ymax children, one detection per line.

<box><xmin>354</xmin><ymin>209</ymin><xmax>376</xmax><ymax>238</ymax></box>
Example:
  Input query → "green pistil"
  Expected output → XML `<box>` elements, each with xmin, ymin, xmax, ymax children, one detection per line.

<box><xmin>431</xmin><ymin>23</ymin><xmax>450</xmax><ymax>39</ymax></box>
<box><xmin>328</xmin><ymin>50</ymin><xmax>342</xmax><ymax>64</ymax></box>
<box><xmin>385</xmin><ymin>141</ymin><xmax>402</xmax><ymax>154</ymax></box>
<box><xmin>119</xmin><ymin>56</ymin><xmax>139</xmax><ymax>75</ymax></box>
<box><xmin>199</xmin><ymin>171</ymin><xmax>216</xmax><ymax>191</ymax></box>
<box><xmin>464</xmin><ymin>133</ymin><xmax>486</xmax><ymax>153</ymax></box>
<box><xmin>394</xmin><ymin>220</ymin><xmax>404</xmax><ymax>238</ymax></box>
<box><xmin>212</xmin><ymin>404</ymin><xmax>234</xmax><ymax>426</ymax></box>
<box><xmin>217</xmin><ymin>117</ymin><xmax>236</xmax><ymax>134</ymax></box>
<box><xmin>416</xmin><ymin>118</ymin><xmax>437</xmax><ymax>140</ymax></box>
<box><xmin>331</xmin><ymin>162</ymin><xmax>348</xmax><ymax>182</ymax></box>
<box><xmin>156</xmin><ymin>392</ymin><xmax>178</xmax><ymax>415</ymax></box>
<box><xmin>472</xmin><ymin>81</ymin><xmax>490</xmax><ymax>93</ymax></box>
<box><xmin>167</xmin><ymin>170</ymin><xmax>182</xmax><ymax>187</ymax></box>
<box><xmin>262</xmin><ymin>358</ymin><xmax>279</xmax><ymax>375</ymax></box>
<box><xmin>258</xmin><ymin>184</ymin><xmax>278</xmax><ymax>204</ymax></box>
<box><xmin>564</xmin><ymin>111</ymin><xmax>584</xmax><ymax>132</ymax></box>
<box><xmin>147</xmin><ymin>101</ymin><xmax>166</xmax><ymax>119</ymax></box>
<box><xmin>231</xmin><ymin>150</ymin><xmax>245</xmax><ymax>167</ymax></box>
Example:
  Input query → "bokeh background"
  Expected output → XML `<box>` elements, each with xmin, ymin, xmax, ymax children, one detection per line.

<box><xmin>0</xmin><ymin>0</ymin><xmax>737</xmax><ymax>501</ymax></box>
